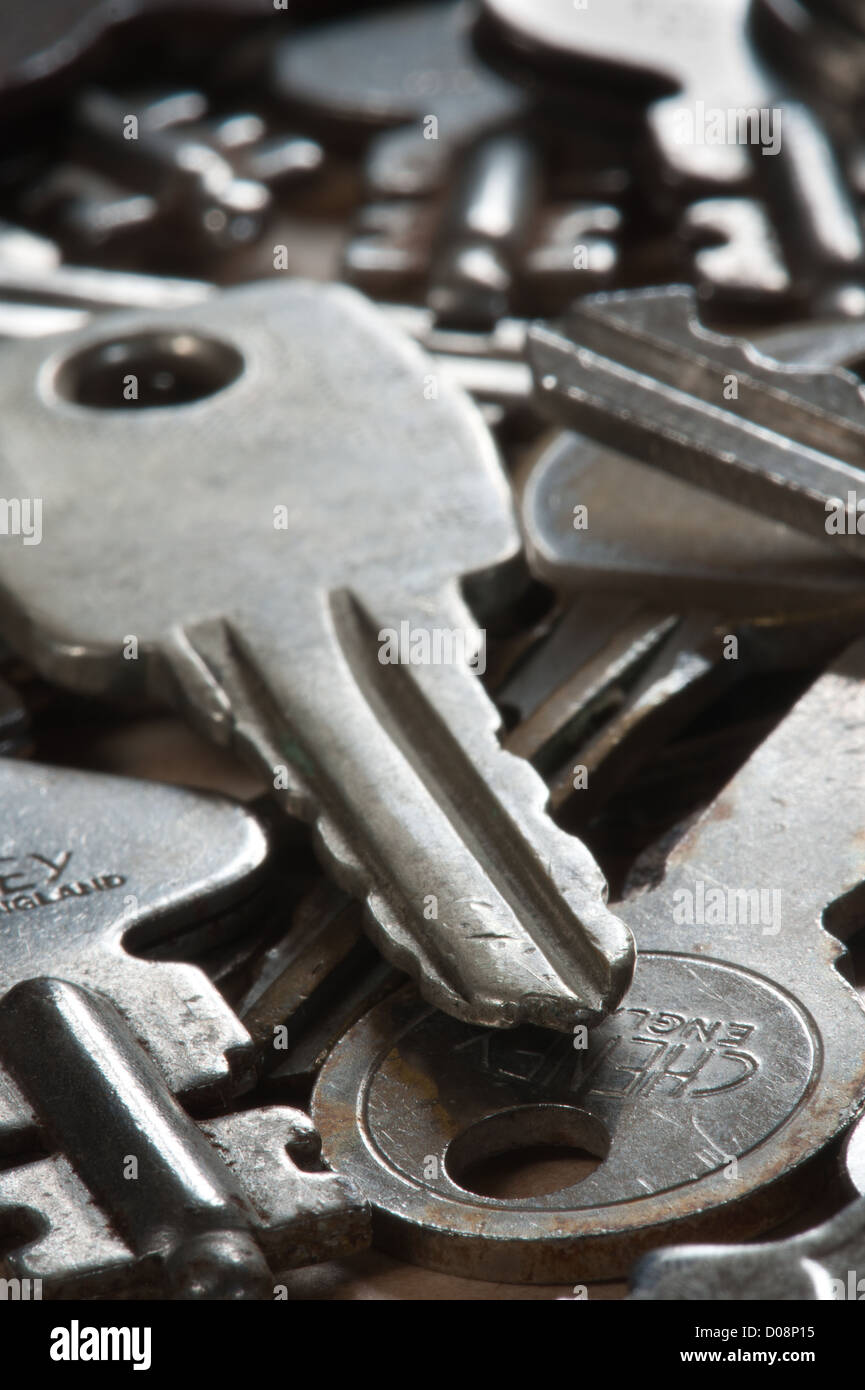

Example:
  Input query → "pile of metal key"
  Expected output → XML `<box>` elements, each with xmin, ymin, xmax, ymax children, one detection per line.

<box><xmin>1</xmin><ymin>0</ymin><xmax>865</xmax><ymax>1304</ymax></box>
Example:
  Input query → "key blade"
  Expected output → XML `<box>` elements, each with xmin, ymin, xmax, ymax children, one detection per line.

<box><xmin>178</xmin><ymin>595</ymin><xmax>635</xmax><ymax>1031</ymax></box>
<box><xmin>528</xmin><ymin>286</ymin><xmax>865</xmax><ymax>560</ymax></box>
<box><xmin>312</xmin><ymin>644</ymin><xmax>865</xmax><ymax>1280</ymax></box>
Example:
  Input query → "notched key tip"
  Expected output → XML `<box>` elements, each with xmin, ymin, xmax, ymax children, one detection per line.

<box><xmin>473</xmin><ymin>920</ymin><xmax>636</xmax><ymax>1034</ymax></box>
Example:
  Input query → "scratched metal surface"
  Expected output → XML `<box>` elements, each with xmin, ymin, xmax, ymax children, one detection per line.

<box><xmin>2</xmin><ymin>0</ymin><xmax>865</xmax><ymax>1301</ymax></box>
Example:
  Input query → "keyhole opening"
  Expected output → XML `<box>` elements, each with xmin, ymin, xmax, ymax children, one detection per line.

<box><xmin>445</xmin><ymin>1104</ymin><xmax>610</xmax><ymax>1199</ymax></box>
<box><xmin>52</xmin><ymin>331</ymin><xmax>244</xmax><ymax>408</ymax></box>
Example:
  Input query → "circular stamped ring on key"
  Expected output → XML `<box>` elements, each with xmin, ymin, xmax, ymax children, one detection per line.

<box><xmin>312</xmin><ymin>962</ymin><xmax>820</xmax><ymax>1283</ymax></box>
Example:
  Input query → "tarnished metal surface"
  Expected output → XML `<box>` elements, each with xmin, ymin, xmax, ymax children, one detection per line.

<box><xmin>520</xmin><ymin>313</ymin><xmax>865</xmax><ymax>613</ymax></box>
<box><xmin>312</xmin><ymin>642</ymin><xmax>865</xmax><ymax>1281</ymax></box>
<box><xmin>0</xmin><ymin>979</ymin><xmax>369</xmax><ymax>1299</ymax></box>
<box><xmin>3</xmin><ymin>0</ymin><xmax>865</xmax><ymax>1307</ymax></box>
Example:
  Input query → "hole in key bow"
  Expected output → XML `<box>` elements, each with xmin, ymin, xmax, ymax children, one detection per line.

<box><xmin>445</xmin><ymin>1104</ymin><xmax>610</xmax><ymax>1199</ymax></box>
<box><xmin>52</xmin><ymin>331</ymin><xmax>244</xmax><ymax>408</ymax></box>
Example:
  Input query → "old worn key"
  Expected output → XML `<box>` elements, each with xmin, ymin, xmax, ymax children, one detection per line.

<box><xmin>0</xmin><ymin>978</ymin><xmax>368</xmax><ymax>1299</ymax></box>
<box><xmin>0</xmin><ymin>280</ymin><xmax>633</xmax><ymax>1032</ymax></box>
<box><xmin>312</xmin><ymin>640</ymin><xmax>865</xmax><ymax>1281</ymax></box>
<box><xmin>0</xmin><ymin>757</ymin><xmax>269</xmax><ymax>1148</ymax></box>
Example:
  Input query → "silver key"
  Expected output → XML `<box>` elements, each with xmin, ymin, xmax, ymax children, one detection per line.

<box><xmin>0</xmin><ymin>757</ymin><xmax>268</xmax><ymax>1146</ymax></box>
<box><xmin>529</xmin><ymin>285</ymin><xmax>865</xmax><ymax>561</ymax></box>
<box><xmin>312</xmin><ymin>640</ymin><xmax>865</xmax><ymax>1280</ymax></box>
<box><xmin>478</xmin><ymin>0</ymin><xmax>770</xmax><ymax>186</ymax></box>
<box><xmin>0</xmin><ymin>977</ymin><xmax>368</xmax><ymax>1299</ymax></box>
<box><xmin>521</xmin><ymin>313</ymin><xmax>865</xmax><ymax>611</ymax></box>
<box><xmin>0</xmin><ymin>280</ymin><xmax>634</xmax><ymax>1032</ymax></box>
<box><xmin>519</xmin><ymin>428</ymin><xmax>865</xmax><ymax>614</ymax></box>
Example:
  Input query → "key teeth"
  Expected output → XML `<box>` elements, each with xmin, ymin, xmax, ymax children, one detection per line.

<box><xmin>414</xmin><ymin>674</ymin><xmax>635</xmax><ymax>1015</ymax></box>
<box><xmin>293</xmin><ymin>620</ymin><xmax>633</xmax><ymax>1030</ymax></box>
<box><xmin>572</xmin><ymin>284</ymin><xmax>865</xmax><ymax>423</ymax></box>
<box><xmin>0</xmin><ymin>1154</ymin><xmax>131</xmax><ymax>1294</ymax></box>
<box><xmin>93</xmin><ymin>959</ymin><xmax>256</xmax><ymax>1106</ymax></box>
<box><xmin>0</xmin><ymin>1108</ymin><xmax>369</xmax><ymax>1296</ymax></box>
<box><xmin>308</xmin><ymin>807</ymin><xmax>560</xmax><ymax>1027</ymax></box>
<box><xmin>306</xmin><ymin>814</ymin><xmax>486</xmax><ymax>1022</ymax></box>
<box><xmin>362</xmin><ymin>886</ymin><xmax>631</xmax><ymax>1032</ymax></box>
<box><xmin>308</xmin><ymin>739</ymin><xmax>633</xmax><ymax>1031</ymax></box>
<box><xmin>200</xmin><ymin>1107</ymin><xmax>371</xmax><ymax>1270</ymax></box>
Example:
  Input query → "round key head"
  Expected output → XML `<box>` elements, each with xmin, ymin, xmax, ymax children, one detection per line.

<box><xmin>311</xmin><ymin>967</ymin><xmax>820</xmax><ymax>1282</ymax></box>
